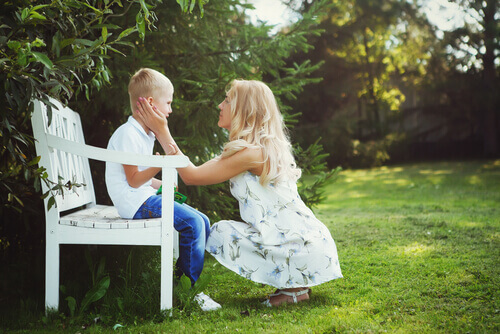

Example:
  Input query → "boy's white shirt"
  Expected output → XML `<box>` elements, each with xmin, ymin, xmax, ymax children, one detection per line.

<box><xmin>105</xmin><ymin>116</ymin><xmax>157</xmax><ymax>219</ymax></box>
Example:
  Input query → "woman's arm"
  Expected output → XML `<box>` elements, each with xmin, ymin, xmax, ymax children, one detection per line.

<box><xmin>177</xmin><ymin>147</ymin><xmax>262</xmax><ymax>185</ymax></box>
<box><xmin>134</xmin><ymin>97</ymin><xmax>263</xmax><ymax>185</ymax></box>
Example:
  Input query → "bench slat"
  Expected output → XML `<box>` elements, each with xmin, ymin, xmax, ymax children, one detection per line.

<box><xmin>60</xmin><ymin>205</ymin><xmax>161</xmax><ymax>229</ymax></box>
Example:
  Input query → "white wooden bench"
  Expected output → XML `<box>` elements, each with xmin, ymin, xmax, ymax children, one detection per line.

<box><xmin>31</xmin><ymin>97</ymin><xmax>189</xmax><ymax>312</ymax></box>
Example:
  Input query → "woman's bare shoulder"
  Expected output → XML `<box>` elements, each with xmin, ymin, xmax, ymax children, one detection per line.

<box><xmin>240</xmin><ymin>146</ymin><xmax>264</xmax><ymax>175</ymax></box>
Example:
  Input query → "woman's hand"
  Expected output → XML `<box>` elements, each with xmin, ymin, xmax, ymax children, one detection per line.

<box><xmin>135</xmin><ymin>97</ymin><xmax>168</xmax><ymax>136</ymax></box>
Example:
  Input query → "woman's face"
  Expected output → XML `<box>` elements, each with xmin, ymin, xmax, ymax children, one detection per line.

<box><xmin>217</xmin><ymin>95</ymin><xmax>232</xmax><ymax>130</ymax></box>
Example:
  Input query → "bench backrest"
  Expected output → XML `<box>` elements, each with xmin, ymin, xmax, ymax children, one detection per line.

<box><xmin>32</xmin><ymin>98</ymin><xmax>96</xmax><ymax>213</ymax></box>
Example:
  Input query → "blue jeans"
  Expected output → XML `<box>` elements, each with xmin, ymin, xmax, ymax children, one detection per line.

<box><xmin>133</xmin><ymin>195</ymin><xmax>210</xmax><ymax>285</ymax></box>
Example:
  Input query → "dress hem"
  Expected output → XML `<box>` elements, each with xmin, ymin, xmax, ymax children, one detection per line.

<box><xmin>211</xmin><ymin>254</ymin><xmax>343</xmax><ymax>289</ymax></box>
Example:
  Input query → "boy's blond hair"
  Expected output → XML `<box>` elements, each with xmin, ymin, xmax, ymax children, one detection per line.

<box><xmin>128</xmin><ymin>68</ymin><xmax>173</xmax><ymax>111</ymax></box>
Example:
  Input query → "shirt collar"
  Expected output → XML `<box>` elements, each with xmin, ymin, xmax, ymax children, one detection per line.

<box><xmin>127</xmin><ymin>116</ymin><xmax>155</xmax><ymax>140</ymax></box>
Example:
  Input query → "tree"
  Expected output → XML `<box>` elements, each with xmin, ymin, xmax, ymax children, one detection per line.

<box><xmin>444</xmin><ymin>0</ymin><xmax>499</xmax><ymax>155</ymax></box>
<box><xmin>76</xmin><ymin>0</ymin><xmax>336</xmax><ymax>221</ymax></box>
<box><xmin>283</xmin><ymin>0</ymin><xmax>433</xmax><ymax>167</ymax></box>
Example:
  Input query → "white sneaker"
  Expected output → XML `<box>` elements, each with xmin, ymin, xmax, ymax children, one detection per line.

<box><xmin>194</xmin><ymin>292</ymin><xmax>221</xmax><ymax>311</ymax></box>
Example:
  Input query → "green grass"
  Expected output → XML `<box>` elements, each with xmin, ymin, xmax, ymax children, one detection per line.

<box><xmin>5</xmin><ymin>160</ymin><xmax>500</xmax><ymax>333</ymax></box>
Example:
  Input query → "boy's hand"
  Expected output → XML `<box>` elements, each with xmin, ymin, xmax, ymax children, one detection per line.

<box><xmin>135</xmin><ymin>97</ymin><xmax>169</xmax><ymax>135</ymax></box>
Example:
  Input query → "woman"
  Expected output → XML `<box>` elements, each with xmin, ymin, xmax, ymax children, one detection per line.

<box><xmin>135</xmin><ymin>79</ymin><xmax>342</xmax><ymax>306</ymax></box>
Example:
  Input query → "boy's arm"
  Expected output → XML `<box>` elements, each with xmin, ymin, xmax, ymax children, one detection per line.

<box><xmin>151</xmin><ymin>177</ymin><xmax>162</xmax><ymax>190</ymax></box>
<box><xmin>123</xmin><ymin>165</ymin><xmax>161</xmax><ymax>188</ymax></box>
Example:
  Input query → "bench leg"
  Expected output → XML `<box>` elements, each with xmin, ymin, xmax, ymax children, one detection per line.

<box><xmin>45</xmin><ymin>240</ymin><xmax>59</xmax><ymax>312</ymax></box>
<box><xmin>160</xmin><ymin>168</ymin><xmax>175</xmax><ymax>313</ymax></box>
<box><xmin>160</xmin><ymin>243</ymin><xmax>174</xmax><ymax>312</ymax></box>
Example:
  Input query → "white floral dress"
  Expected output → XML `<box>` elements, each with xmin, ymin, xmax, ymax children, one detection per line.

<box><xmin>206</xmin><ymin>172</ymin><xmax>343</xmax><ymax>288</ymax></box>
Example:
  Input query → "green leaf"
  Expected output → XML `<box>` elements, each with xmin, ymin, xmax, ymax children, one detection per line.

<box><xmin>74</xmin><ymin>39</ymin><xmax>95</xmax><ymax>47</ymax></box>
<box><xmin>96</xmin><ymin>257</ymin><xmax>106</xmax><ymax>281</ymax></box>
<box><xmin>32</xmin><ymin>52</ymin><xmax>53</xmax><ymax>69</ymax></box>
<box><xmin>21</xmin><ymin>8</ymin><xmax>29</xmax><ymax>21</ymax></box>
<box><xmin>84</xmin><ymin>84</ymin><xmax>90</xmax><ymax>101</ymax></box>
<box><xmin>176</xmin><ymin>0</ymin><xmax>187</xmax><ymax>12</ymax></box>
<box><xmin>79</xmin><ymin>276</ymin><xmax>110</xmax><ymax>314</ymax></box>
<box><xmin>7</xmin><ymin>40</ymin><xmax>21</xmax><ymax>51</ymax></box>
<box><xmin>47</xmin><ymin>196</ymin><xmax>56</xmax><ymax>211</ymax></box>
<box><xmin>117</xmin><ymin>27</ymin><xmax>136</xmax><ymax>41</ymax></box>
<box><xmin>102</xmin><ymin>27</ymin><xmax>108</xmax><ymax>43</ymax></box>
<box><xmin>27</xmin><ymin>155</ymin><xmax>41</xmax><ymax>166</ymax></box>
<box><xmin>139</xmin><ymin>0</ymin><xmax>149</xmax><ymax>16</ymax></box>
<box><xmin>17</xmin><ymin>52</ymin><xmax>28</xmax><ymax>67</ymax></box>
<box><xmin>34</xmin><ymin>176</ymin><xmax>41</xmax><ymax>193</ymax></box>
<box><xmin>29</xmin><ymin>12</ymin><xmax>47</xmax><ymax>21</ymax></box>
<box><xmin>113</xmin><ymin>324</ymin><xmax>125</xmax><ymax>330</ymax></box>
<box><xmin>113</xmin><ymin>41</ymin><xmax>135</xmax><ymax>48</ymax></box>
<box><xmin>136</xmin><ymin>12</ymin><xmax>146</xmax><ymax>40</ymax></box>
<box><xmin>60</xmin><ymin>38</ymin><xmax>75</xmax><ymax>49</ymax></box>
<box><xmin>198</xmin><ymin>0</ymin><xmax>205</xmax><ymax>17</ymax></box>
<box><xmin>81</xmin><ymin>2</ymin><xmax>102</xmax><ymax>14</ymax></box>
<box><xmin>104</xmin><ymin>45</ymin><xmax>123</xmax><ymax>56</ymax></box>
<box><xmin>65</xmin><ymin>296</ymin><xmax>77</xmax><ymax>317</ymax></box>
<box><xmin>180</xmin><ymin>274</ymin><xmax>191</xmax><ymax>291</ymax></box>
<box><xmin>46</xmin><ymin>104</ymin><xmax>52</xmax><ymax>127</ymax></box>
<box><xmin>32</xmin><ymin>4</ymin><xmax>49</xmax><ymax>11</ymax></box>
<box><xmin>31</xmin><ymin>37</ymin><xmax>46</xmax><ymax>48</ymax></box>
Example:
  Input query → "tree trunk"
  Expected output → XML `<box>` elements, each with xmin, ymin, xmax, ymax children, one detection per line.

<box><xmin>481</xmin><ymin>0</ymin><xmax>498</xmax><ymax>155</ymax></box>
<box><xmin>362</xmin><ymin>29</ymin><xmax>381</xmax><ymax>137</ymax></box>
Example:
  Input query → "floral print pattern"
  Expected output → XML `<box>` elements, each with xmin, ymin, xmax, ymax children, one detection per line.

<box><xmin>206</xmin><ymin>172</ymin><xmax>342</xmax><ymax>288</ymax></box>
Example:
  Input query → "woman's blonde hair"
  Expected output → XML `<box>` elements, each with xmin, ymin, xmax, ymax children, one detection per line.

<box><xmin>128</xmin><ymin>68</ymin><xmax>173</xmax><ymax>110</ymax></box>
<box><xmin>221</xmin><ymin>79</ymin><xmax>301</xmax><ymax>185</ymax></box>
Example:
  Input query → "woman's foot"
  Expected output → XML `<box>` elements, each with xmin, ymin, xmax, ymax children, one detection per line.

<box><xmin>262</xmin><ymin>288</ymin><xmax>310</xmax><ymax>307</ymax></box>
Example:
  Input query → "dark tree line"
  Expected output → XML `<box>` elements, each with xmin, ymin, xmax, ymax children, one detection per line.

<box><xmin>285</xmin><ymin>0</ymin><xmax>498</xmax><ymax>168</ymax></box>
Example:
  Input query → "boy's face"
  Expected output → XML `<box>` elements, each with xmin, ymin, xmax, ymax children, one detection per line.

<box><xmin>149</xmin><ymin>89</ymin><xmax>173</xmax><ymax>118</ymax></box>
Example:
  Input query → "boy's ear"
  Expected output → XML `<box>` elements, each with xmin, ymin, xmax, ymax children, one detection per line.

<box><xmin>146</xmin><ymin>96</ymin><xmax>154</xmax><ymax>105</ymax></box>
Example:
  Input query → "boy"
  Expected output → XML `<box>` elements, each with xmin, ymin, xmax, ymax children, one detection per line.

<box><xmin>105</xmin><ymin>68</ymin><xmax>220</xmax><ymax>311</ymax></box>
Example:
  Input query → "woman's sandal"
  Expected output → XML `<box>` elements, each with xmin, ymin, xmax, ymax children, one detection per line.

<box><xmin>262</xmin><ymin>288</ymin><xmax>310</xmax><ymax>307</ymax></box>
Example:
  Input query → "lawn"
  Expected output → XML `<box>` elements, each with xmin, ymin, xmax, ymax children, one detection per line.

<box><xmin>5</xmin><ymin>160</ymin><xmax>500</xmax><ymax>333</ymax></box>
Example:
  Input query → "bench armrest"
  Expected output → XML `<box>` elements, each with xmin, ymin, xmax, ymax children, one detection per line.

<box><xmin>45</xmin><ymin>134</ymin><xmax>189</xmax><ymax>168</ymax></box>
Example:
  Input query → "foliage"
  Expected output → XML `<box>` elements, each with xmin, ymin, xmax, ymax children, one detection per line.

<box><xmin>173</xmin><ymin>274</ymin><xmax>209</xmax><ymax>313</ymax></box>
<box><xmin>284</xmin><ymin>0</ymin><xmax>466</xmax><ymax>168</ymax></box>
<box><xmin>78</xmin><ymin>0</ymin><xmax>335</xmax><ymax>221</ymax></box>
<box><xmin>0</xmin><ymin>0</ymin><xmax>205</xmax><ymax>213</ymax></box>
<box><xmin>295</xmin><ymin>139</ymin><xmax>342</xmax><ymax>207</ymax></box>
<box><xmin>61</xmin><ymin>251</ymin><xmax>110</xmax><ymax>317</ymax></box>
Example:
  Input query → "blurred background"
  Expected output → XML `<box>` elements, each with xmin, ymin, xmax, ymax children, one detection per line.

<box><xmin>254</xmin><ymin>0</ymin><xmax>499</xmax><ymax>168</ymax></box>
